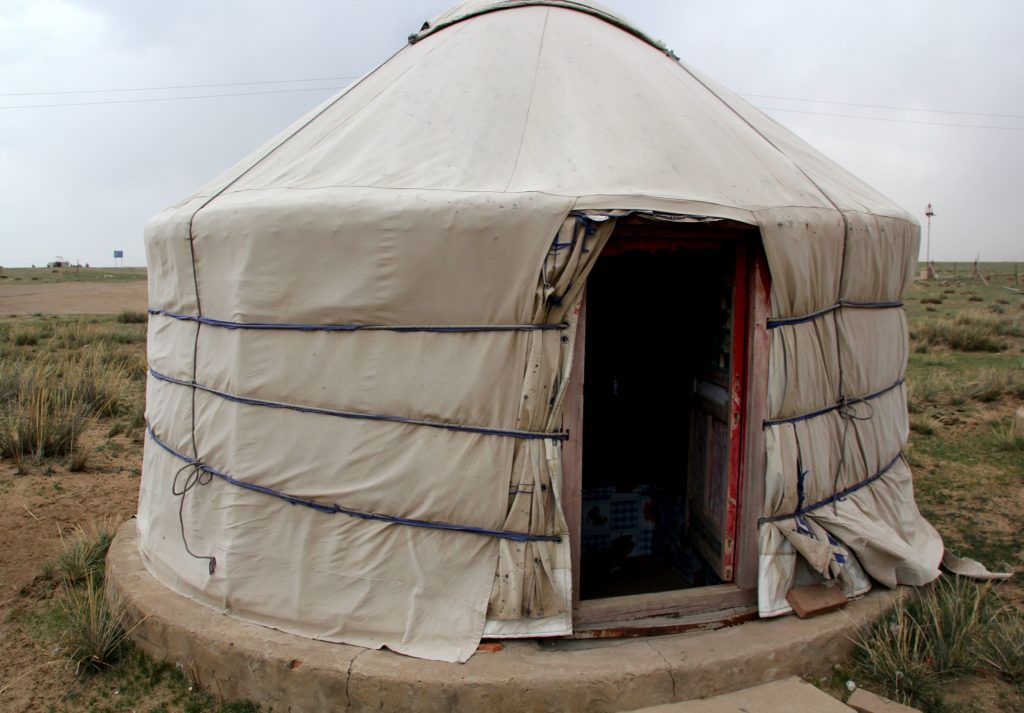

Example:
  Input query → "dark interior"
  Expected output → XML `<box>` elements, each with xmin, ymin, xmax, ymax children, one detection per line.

<box><xmin>579</xmin><ymin>238</ymin><xmax>735</xmax><ymax>600</ymax></box>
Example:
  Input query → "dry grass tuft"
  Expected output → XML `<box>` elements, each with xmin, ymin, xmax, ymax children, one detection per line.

<box><xmin>990</xmin><ymin>417</ymin><xmax>1024</xmax><ymax>452</ymax></box>
<box><xmin>854</xmin><ymin>577</ymin><xmax>1024</xmax><ymax>712</ymax></box>
<box><xmin>0</xmin><ymin>361</ymin><xmax>88</xmax><ymax>463</ymax></box>
<box><xmin>116</xmin><ymin>310</ymin><xmax>147</xmax><ymax>324</ymax></box>
<box><xmin>979</xmin><ymin>610</ymin><xmax>1024</xmax><ymax>683</ymax></box>
<box><xmin>53</xmin><ymin>522</ymin><xmax>115</xmax><ymax>588</ymax></box>
<box><xmin>912</xmin><ymin>319</ymin><xmax>1005</xmax><ymax>352</ymax></box>
<box><xmin>58</xmin><ymin>576</ymin><xmax>132</xmax><ymax>674</ymax></box>
<box><xmin>46</xmin><ymin>522</ymin><xmax>131</xmax><ymax>675</ymax></box>
<box><xmin>907</xmin><ymin>367</ymin><xmax>1024</xmax><ymax>410</ymax></box>
<box><xmin>909</xmin><ymin>414</ymin><xmax>940</xmax><ymax>436</ymax></box>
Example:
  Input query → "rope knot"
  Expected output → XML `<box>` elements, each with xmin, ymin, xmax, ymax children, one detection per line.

<box><xmin>837</xmin><ymin>394</ymin><xmax>875</xmax><ymax>422</ymax></box>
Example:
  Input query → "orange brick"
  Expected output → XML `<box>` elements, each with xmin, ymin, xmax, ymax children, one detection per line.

<box><xmin>785</xmin><ymin>583</ymin><xmax>848</xmax><ymax>619</ymax></box>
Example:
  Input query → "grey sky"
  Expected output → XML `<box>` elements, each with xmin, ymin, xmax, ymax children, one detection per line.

<box><xmin>1</xmin><ymin>0</ymin><xmax>1021</xmax><ymax>267</ymax></box>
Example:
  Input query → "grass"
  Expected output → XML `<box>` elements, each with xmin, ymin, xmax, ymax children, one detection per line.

<box><xmin>53</xmin><ymin>523</ymin><xmax>115</xmax><ymax>587</ymax></box>
<box><xmin>13</xmin><ymin>330</ymin><xmax>38</xmax><ymax>346</ymax></box>
<box><xmin>909</xmin><ymin>413</ymin><xmax>939</xmax><ymax>435</ymax></box>
<box><xmin>21</xmin><ymin>522</ymin><xmax>129</xmax><ymax>675</ymax></box>
<box><xmin>853</xmin><ymin>577</ymin><xmax>1023</xmax><ymax>712</ymax></box>
<box><xmin>0</xmin><ymin>311</ymin><xmax>260</xmax><ymax>710</ymax></box>
<box><xmin>0</xmin><ymin>361</ymin><xmax>89</xmax><ymax>466</ymax></box>
<box><xmin>979</xmin><ymin>610</ymin><xmax>1024</xmax><ymax>683</ymax></box>
<box><xmin>13</xmin><ymin>521</ymin><xmax>261</xmax><ymax>711</ymax></box>
<box><xmin>866</xmin><ymin>266</ymin><xmax>1024</xmax><ymax>711</ymax></box>
<box><xmin>990</xmin><ymin>417</ymin><xmax>1024</xmax><ymax>452</ymax></box>
<box><xmin>906</xmin><ymin>364</ymin><xmax>1024</xmax><ymax>412</ymax></box>
<box><xmin>911</xmin><ymin>320</ymin><xmax>1006</xmax><ymax>352</ymax></box>
<box><xmin>0</xmin><ymin>318</ymin><xmax>147</xmax><ymax>469</ymax></box>
<box><xmin>117</xmin><ymin>310</ymin><xmax>148</xmax><ymax>324</ymax></box>
<box><xmin>58</xmin><ymin>575</ymin><xmax>133</xmax><ymax>674</ymax></box>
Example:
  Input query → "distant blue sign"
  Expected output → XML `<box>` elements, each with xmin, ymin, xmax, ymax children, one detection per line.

<box><xmin>113</xmin><ymin>250</ymin><xmax>124</xmax><ymax>258</ymax></box>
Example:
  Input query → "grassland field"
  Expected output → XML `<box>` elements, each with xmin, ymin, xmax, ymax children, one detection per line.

<box><xmin>0</xmin><ymin>266</ymin><xmax>147</xmax><ymax>285</ymax></box>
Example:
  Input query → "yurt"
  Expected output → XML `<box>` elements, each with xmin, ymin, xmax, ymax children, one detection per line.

<box><xmin>141</xmin><ymin>0</ymin><xmax>950</xmax><ymax>663</ymax></box>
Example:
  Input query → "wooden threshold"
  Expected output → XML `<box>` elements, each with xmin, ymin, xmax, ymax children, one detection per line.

<box><xmin>568</xmin><ymin>606</ymin><xmax>757</xmax><ymax>640</ymax></box>
<box><xmin>573</xmin><ymin>584</ymin><xmax>757</xmax><ymax>628</ymax></box>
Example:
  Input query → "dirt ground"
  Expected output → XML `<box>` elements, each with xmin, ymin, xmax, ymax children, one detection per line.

<box><xmin>0</xmin><ymin>427</ymin><xmax>143</xmax><ymax>711</ymax></box>
<box><xmin>0</xmin><ymin>281</ymin><xmax>148</xmax><ymax>315</ymax></box>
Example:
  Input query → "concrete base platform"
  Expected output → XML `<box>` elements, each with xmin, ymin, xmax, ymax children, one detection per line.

<box><xmin>107</xmin><ymin>521</ymin><xmax>898</xmax><ymax>713</ymax></box>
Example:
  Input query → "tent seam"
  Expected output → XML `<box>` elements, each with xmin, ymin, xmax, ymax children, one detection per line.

<box><xmin>196</xmin><ymin>183</ymin><xmax>911</xmax><ymax>222</ymax></box>
<box><xmin>502</xmin><ymin>8</ymin><xmax>549</xmax><ymax>192</ymax></box>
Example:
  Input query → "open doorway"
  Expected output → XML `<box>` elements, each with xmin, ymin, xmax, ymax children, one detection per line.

<box><xmin>566</xmin><ymin>217</ymin><xmax>763</xmax><ymax>609</ymax></box>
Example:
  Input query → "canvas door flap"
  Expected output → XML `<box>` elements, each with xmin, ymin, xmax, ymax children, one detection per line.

<box><xmin>776</xmin><ymin>520</ymin><xmax>834</xmax><ymax>575</ymax></box>
<box><xmin>760</xmin><ymin>520</ymin><xmax>873</xmax><ymax>617</ymax></box>
<box><xmin>804</xmin><ymin>457</ymin><xmax>943</xmax><ymax>588</ymax></box>
<box><xmin>775</xmin><ymin>515</ymin><xmax>868</xmax><ymax>585</ymax></box>
<box><xmin>486</xmin><ymin>214</ymin><xmax>614</xmax><ymax>634</ymax></box>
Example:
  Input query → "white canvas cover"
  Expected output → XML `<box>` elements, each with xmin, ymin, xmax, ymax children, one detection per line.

<box><xmin>141</xmin><ymin>0</ymin><xmax>943</xmax><ymax>662</ymax></box>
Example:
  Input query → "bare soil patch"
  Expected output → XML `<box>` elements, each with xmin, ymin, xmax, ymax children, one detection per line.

<box><xmin>0</xmin><ymin>281</ymin><xmax>147</xmax><ymax>315</ymax></box>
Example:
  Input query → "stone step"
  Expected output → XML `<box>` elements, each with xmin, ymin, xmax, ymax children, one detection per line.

<box><xmin>623</xmin><ymin>676</ymin><xmax>853</xmax><ymax>712</ymax></box>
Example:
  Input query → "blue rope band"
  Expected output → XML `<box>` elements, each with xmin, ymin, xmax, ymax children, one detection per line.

<box><xmin>763</xmin><ymin>377</ymin><xmax>905</xmax><ymax>428</ymax></box>
<box><xmin>148</xmin><ymin>308</ymin><xmax>568</xmax><ymax>334</ymax></box>
<box><xmin>147</xmin><ymin>426</ymin><xmax>562</xmax><ymax>544</ymax></box>
<box><xmin>149</xmin><ymin>368</ymin><xmax>567</xmax><ymax>442</ymax></box>
<box><xmin>758</xmin><ymin>452</ymin><xmax>903</xmax><ymax>525</ymax></box>
<box><xmin>767</xmin><ymin>300</ymin><xmax>904</xmax><ymax>329</ymax></box>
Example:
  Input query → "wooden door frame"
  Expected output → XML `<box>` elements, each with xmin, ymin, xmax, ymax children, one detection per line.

<box><xmin>561</xmin><ymin>219</ymin><xmax>770</xmax><ymax>624</ymax></box>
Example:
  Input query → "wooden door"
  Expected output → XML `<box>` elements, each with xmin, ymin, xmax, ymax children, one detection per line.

<box><xmin>686</xmin><ymin>244</ymin><xmax>748</xmax><ymax>582</ymax></box>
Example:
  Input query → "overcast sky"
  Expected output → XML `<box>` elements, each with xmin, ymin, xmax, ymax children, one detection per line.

<box><xmin>2</xmin><ymin>0</ymin><xmax>1021</xmax><ymax>267</ymax></box>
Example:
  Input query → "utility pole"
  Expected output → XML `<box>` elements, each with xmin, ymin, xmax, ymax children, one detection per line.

<box><xmin>924</xmin><ymin>203</ymin><xmax>936</xmax><ymax>279</ymax></box>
